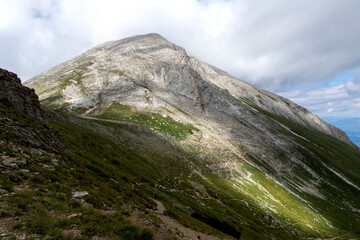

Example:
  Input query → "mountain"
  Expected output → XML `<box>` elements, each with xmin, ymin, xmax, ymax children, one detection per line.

<box><xmin>26</xmin><ymin>33</ymin><xmax>357</xmax><ymax>149</ymax></box>
<box><xmin>1</xmin><ymin>34</ymin><xmax>359</xmax><ymax>239</ymax></box>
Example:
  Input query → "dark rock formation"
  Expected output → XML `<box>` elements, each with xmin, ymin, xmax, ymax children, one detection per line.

<box><xmin>0</xmin><ymin>68</ymin><xmax>66</xmax><ymax>153</ymax></box>
<box><xmin>0</xmin><ymin>68</ymin><xmax>45</xmax><ymax>124</ymax></box>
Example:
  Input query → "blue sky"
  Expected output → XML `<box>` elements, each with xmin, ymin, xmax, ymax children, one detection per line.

<box><xmin>278</xmin><ymin>68</ymin><xmax>360</xmax><ymax>118</ymax></box>
<box><xmin>323</xmin><ymin>117</ymin><xmax>360</xmax><ymax>147</ymax></box>
<box><xmin>0</xmin><ymin>0</ymin><xmax>360</xmax><ymax>145</ymax></box>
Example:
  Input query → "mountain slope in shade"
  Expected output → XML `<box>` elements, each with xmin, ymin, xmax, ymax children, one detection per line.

<box><xmin>20</xmin><ymin>33</ymin><xmax>360</xmax><ymax>239</ymax></box>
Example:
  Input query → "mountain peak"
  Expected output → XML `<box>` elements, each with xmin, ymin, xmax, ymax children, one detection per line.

<box><xmin>113</xmin><ymin>32</ymin><xmax>167</xmax><ymax>45</ymax></box>
<box><xmin>94</xmin><ymin>32</ymin><xmax>180</xmax><ymax>54</ymax></box>
<box><xmin>130</xmin><ymin>32</ymin><xmax>166</xmax><ymax>40</ymax></box>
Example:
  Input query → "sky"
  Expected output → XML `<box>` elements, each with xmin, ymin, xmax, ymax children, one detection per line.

<box><xmin>1</xmin><ymin>0</ymin><xmax>360</xmax><ymax>123</ymax></box>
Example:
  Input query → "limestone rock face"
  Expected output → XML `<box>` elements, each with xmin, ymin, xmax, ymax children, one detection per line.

<box><xmin>0</xmin><ymin>68</ymin><xmax>45</xmax><ymax>124</ymax></box>
<box><xmin>25</xmin><ymin>33</ymin><xmax>356</xmax><ymax>149</ymax></box>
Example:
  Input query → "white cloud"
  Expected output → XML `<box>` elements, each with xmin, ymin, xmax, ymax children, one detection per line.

<box><xmin>345</xmin><ymin>69</ymin><xmax>360</xmax><ymax>96</ymax></box>
<box><xmin>279</xmin><ymin>70</ymin><xmax>360</xmax><ymax>118</ymax></box>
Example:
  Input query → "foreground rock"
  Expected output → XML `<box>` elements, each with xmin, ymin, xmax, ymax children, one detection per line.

<box><xmin>0</xmin><ymin>68</ymin><xmax>45</xmax><ymax>123</ymax></box>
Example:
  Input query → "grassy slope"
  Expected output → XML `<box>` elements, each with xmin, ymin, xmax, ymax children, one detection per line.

<box><xmin>49</xmin><ymin>112</ymin><xmax>292</xmax><ymax>239</ymax></box>
<box><xmin>37</xmin><ymin>109</ymin><xmax>360</xmax><ymax>239</ymax></box>
<box><xmin>0</xmin><ymin>102</ymin><xmax>301</xmax><ymax>239</ymax></box>
<box><xmin>240</xmin><ymin>99</ymin><xmax>360</xmax><ymax>237</ymax></box>
<box><xmin>0</xmin><ymin>100</ymin><xmax>154</xmax><ymax>239</ymax></box>
<box><xmin>2</xmin><ymin>98</ymin><xmax>360</xmax><ymax>239</ymax></box>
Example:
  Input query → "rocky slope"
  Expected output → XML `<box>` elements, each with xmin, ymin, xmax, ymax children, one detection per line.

<box><xmin>10</xmin><ymin>34</ymin><xmax>360</xmax><ymax>239</ymax></box>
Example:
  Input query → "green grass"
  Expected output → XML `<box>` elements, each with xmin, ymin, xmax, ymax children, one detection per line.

<box><xmin>98</xmin><ymin>103</ymin><xmax>198</xmax><ymax>140</ymax></box>
<box><xmin>8</xmin><ymin>190</ymin><xmax>152</xmax><ymax>239</ymax></box>
<box><xmin>0</xmin><ymin>173</ymin><xmax>15</xmax><ymax>192</ymax></box>
<box><xmin>232</xmin><ymin>164</ymin><xmax>333</xmax><ymax>235</ymax></box>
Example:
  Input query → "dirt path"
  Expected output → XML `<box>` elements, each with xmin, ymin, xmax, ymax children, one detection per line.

<box><xmin>76</xmin><ymin>114</ymin><xmax>142</xmax><ymax>127</ymax></box>
<box><xmin>153</xmin><ymin>200</ymin><xmax>222</xmax><ymax>240</ymax></box>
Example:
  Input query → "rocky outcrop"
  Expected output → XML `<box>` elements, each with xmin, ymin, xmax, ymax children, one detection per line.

<box><xmin>0</xmin><ymin>68</ymin><xmax>45</xmax><ymax>124</ymax></box>
<box><xmin>0</xmin><ymin>68</ymin><xmax>66</xmax><ymax>153</ymax></box>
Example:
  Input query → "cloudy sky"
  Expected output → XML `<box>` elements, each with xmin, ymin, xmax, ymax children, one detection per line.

<box><xmin>1</xmin><ymin>0</ymin><xmax>360</xmax><ymax>120</ymax></box>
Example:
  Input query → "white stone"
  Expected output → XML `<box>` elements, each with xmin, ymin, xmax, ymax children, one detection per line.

<box><xmin>72</xmin><ymin>191</ymin><xmax>89</xmax><ymax>198</ymax></box>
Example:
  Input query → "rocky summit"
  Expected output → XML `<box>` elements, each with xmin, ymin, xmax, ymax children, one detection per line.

<box><xmin>1</xmin><ymin>34</ymin><xmax>360</xmax><ymax>239</ymax></box>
